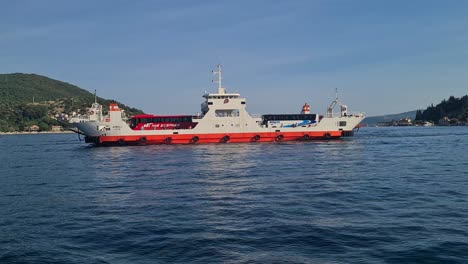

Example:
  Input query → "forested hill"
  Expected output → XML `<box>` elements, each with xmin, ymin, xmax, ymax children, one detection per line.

<box><xmin>415</xmin><ymin>95</ymin><xmax>468</xmax><ymax>122</ymax></box>
<box><xmin>0</xmin><ymin>73</ymin><xmax>144</xmax><ymax>132</ymax></box>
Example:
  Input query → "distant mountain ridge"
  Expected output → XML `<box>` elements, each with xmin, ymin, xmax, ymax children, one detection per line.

<box><xmin>0</xmin><ymin>73</ymin><xmax>143</xmax><ymax>132</ymax></box>
<box><xmin>363</xmin><ymin>110</ymin><xmax>417</xmax><ymax>125</ymax></box>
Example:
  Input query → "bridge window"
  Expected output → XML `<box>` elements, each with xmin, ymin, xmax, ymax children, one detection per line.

<box><xmin>215</xmin><ymin>109</ymin><xmax>240</xmax><ymax>117</ymax></box>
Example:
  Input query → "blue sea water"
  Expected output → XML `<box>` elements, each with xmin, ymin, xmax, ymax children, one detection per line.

<box><xmin>0</xmin><ymin>127</ymin><xmax>467</xmax><ymax>264</ymax></box>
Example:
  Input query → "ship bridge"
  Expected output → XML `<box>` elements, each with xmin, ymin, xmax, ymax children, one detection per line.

<box><xmin>201</xmin><ymin>65</ymin><xmax>247</xmax><ymax>116</ymax></box>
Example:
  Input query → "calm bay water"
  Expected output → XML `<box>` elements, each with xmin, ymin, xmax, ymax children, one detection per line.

<box><xmin>0</xmin><ymin>127</ymin><xmax>467</xmax><ymax>263</ymax></box>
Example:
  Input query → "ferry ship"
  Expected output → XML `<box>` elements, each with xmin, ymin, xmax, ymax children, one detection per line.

<box><xmin>70</xmin><ymin>65</ymin><xmax>365</xmax><ymax>145</ymax></box>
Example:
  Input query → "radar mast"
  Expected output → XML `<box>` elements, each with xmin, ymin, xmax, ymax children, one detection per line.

<box><xmin>212</xmin><ymin>64</ymin><xmax>226</xmax><ymax>94</ymax></box>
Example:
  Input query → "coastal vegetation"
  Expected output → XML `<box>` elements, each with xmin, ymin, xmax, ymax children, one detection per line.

<box><xmin>362</xmin><ymin>95</ymin><xmax>467</xmax><ymax>127</ymax></box>
<box><xmin>415</xmin><ymin>95</ymin><xmax>468</xmax><ymax>123</ymax></box>
<box><xmin>0</xmin><ymin>73</ymin><xmax>143</xmax><ymax>132</ymax></box>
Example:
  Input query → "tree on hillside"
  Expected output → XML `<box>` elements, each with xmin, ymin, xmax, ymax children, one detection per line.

<box><xmin>21</xmin><ymin>105</ymin><xmax>48</xmax><ymax>120</ymax></box>
<box><xmin>415</xmin><ymin>110</ymin><xmax>423</xmax><ymax>120</ymax></box>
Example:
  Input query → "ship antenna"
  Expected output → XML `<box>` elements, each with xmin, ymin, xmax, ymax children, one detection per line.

<box><xmin>335</xmin><ymin>88</ymin><xmax>339</xmax><ymax>101</ymax></box>
<box><xmin>94</xmin><ymin>90</ymin><xmax>97</xmax><ymax>104</ymax></box>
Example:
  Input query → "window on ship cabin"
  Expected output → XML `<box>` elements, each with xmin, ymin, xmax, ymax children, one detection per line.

<box><xmin>215</xmin><ymin>109</ymin><xmax>240</xmax><ymax>117</ymax></box>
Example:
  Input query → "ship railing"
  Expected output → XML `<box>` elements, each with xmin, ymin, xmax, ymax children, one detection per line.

<box><xmin>69</xmin><ymin>114</ymin><xmax>106</xmax><ymax>123</ymax></box>
<box><xmin>326</xmin><ymin>111</ymin><xmax>365</xmax><ymax>118</ymax></box>
<box><xmin>349</xmin><ymin>111</ymin><xmax>365</xmax><ymax>117</ymax></box>
<box><xmin>70</xmin><ymin>115</ymin><xmax>91</xmax><ymax>122</ymax></box>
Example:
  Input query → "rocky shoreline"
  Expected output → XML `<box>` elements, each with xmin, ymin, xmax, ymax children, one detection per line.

<box><xmin>0</xmin><ymin>131</ymin><xmax>74</xmax><ymax>135</ymax></box>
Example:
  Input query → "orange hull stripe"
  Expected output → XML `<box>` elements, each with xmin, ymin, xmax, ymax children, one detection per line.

<box><xmin>97</xmin><ymin>131</ymin><xmax>343</xmax><ymax>144</ymax></box>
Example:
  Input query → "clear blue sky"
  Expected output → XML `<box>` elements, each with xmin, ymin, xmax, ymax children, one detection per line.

<box><xmin>1</xmin><ymin>0</ymin><xmax>468</xmax><ymax>116</ymax></box>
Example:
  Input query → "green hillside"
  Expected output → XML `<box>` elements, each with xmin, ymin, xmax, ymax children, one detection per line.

<box><xmin>0</xmin><ymin>73</ymin><xmax>93</xmax><ymax>104</ymax></box>
<box><xmin>362</xmin><ymin>95</ymin><xmax>468</xmax><ymax>126</ymax></box>
<box><xmin>0</xmin><ymin>73</ymin><xmax>144</xmax><ymax>132</ymax></box>
<box><xmin>415</xmin><ymin>95</ymin><xmax>468</xmax><ymax>123</ymax></box>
